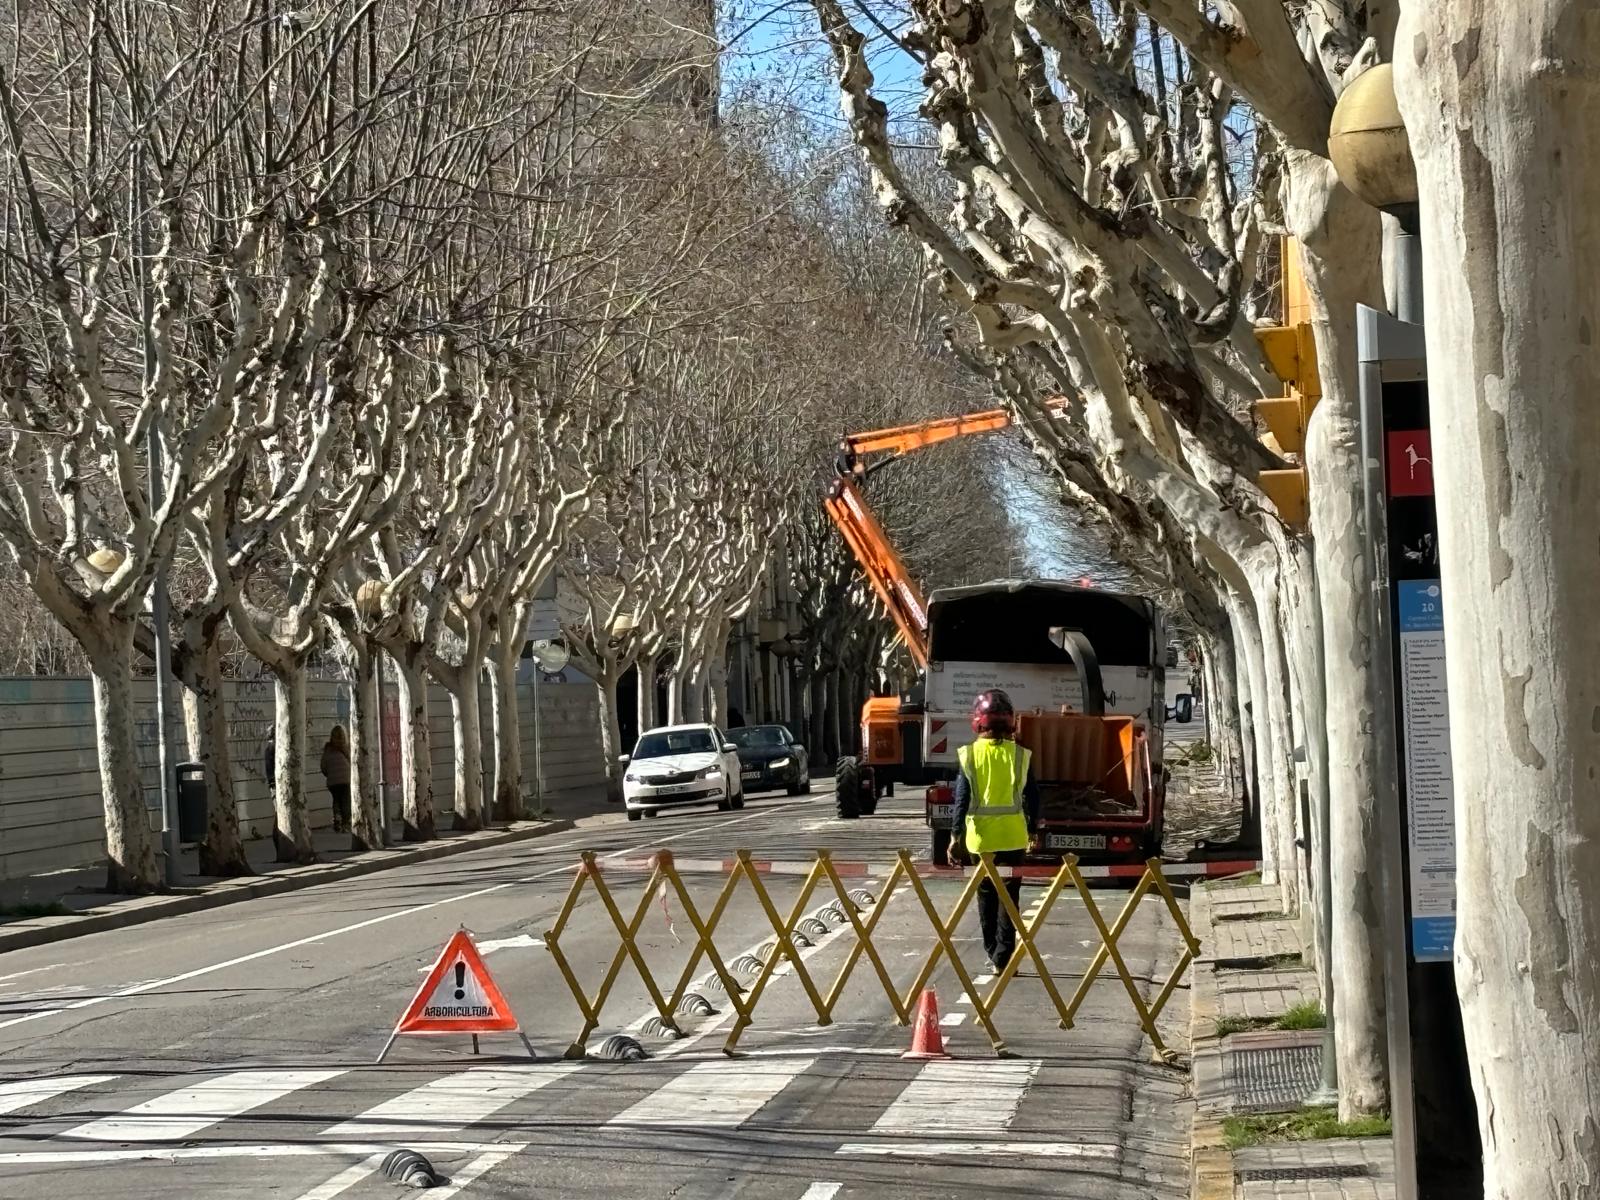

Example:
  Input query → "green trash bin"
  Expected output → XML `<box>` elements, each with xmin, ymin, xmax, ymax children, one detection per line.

<box><xmin>176</xmin><ymin>762</ymin><xmax>207</xmax><ymax>843</ymax></box>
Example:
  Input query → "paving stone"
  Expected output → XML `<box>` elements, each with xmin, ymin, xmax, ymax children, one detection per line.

<box><xmin>1234</xmin><ymin>1138</ymin><xmax>1396</xmax><ymax>1199</ymax></box>
<box><xmin>1210</xmin><ymin>917</ymin><xmax>1304</xmax><ymax>963</ymax></box>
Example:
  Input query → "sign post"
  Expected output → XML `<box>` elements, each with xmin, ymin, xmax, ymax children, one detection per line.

<box><xmin>1357</xmin><ymin>304</ymin><xmax>1479</xmax><ymax>1198</ymax></box>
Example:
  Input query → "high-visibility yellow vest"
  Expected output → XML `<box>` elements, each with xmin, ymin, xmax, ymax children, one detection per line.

<box><xmin>957</xmin><ymin>737</ymin><xmax>1031</xmax><ymax>853</ymax></box>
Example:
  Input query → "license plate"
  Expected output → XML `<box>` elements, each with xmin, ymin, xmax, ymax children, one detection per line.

<box><xmin>928</xmin><ymin>804</ymin><xmax>953</xmax><ymax>821</ymax></box>
<box><xmin>653</xmin><ymin>783</ymin><xmax>696</xmax><ymax>795</ymax></box>
<box><xmin>1047</xmin><ymin>834</ymin><xmax>1107</xmax><ymax>850</ymax></box>
<box><xmin>741</xmin><ymin>771</ymin><xmax>760</xmax><ymax>782</ymax></box>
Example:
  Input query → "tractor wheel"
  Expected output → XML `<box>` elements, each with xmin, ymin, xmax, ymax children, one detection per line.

<box><xmin>835</xmin><ymin>758</ymin><xmax>861</xmax><ymax>820</ymax></box>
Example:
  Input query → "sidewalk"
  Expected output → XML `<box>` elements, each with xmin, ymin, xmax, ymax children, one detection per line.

<box><xmin>1190</xmin><ymin>877</ymin><xmax>1396</xmax><ymax>1199</ymax></box>
<box><xmin>0</xmin><ymin>785</ymin><xmax>614</xmax><ymax>954</ymax></box>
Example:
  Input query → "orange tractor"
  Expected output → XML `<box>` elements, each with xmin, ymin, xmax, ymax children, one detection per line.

<box><xmin>824</xmin><ymin>405</ymin><xmax>1169</xmax><ymax>862</ymax></box>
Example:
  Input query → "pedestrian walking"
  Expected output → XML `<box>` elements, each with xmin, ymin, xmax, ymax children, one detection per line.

<box><xmin>320</xmin><ymin>724</ymin><xmax>352</xmax><ymax>833</ymax></box>
<box><xmin>946</xmin><ymin>689</ymin><xmax>1040</xmax><ymax>973</ymax></box>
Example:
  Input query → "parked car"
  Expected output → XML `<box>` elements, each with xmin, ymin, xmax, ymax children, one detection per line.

<box><xmin>620</xmin><ymin>724</ymin><xmax>744</xmax><ymax>821</ymax></box>
<box><xmin>728</xmin><ymin>725</ymin><xmax>811</xmax><ymax>795</ymax></box>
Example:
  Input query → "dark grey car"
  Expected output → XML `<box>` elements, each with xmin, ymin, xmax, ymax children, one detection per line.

<box><xmin>728</xmin><ymin>725</ymin><xmax>811</xmax><ymax>795</ymax></box>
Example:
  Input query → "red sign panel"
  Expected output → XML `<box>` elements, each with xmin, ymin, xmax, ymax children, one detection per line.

<box><xmin>1387</xmin><ymin>430</ymin><xmax>1434</xmax><ymax>497</ymax></box>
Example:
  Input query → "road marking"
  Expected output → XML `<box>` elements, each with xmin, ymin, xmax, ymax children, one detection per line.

<box><xmin>322</xmin><ymin>1064</ymin><xmax>580</xmax><ymax>1139</ymax></box>
<box><xmin>609</xmin><ymin>1058</ymin><xmax>814</xmax><ymax>1127</ymax></box>
<box><xmin>0</xmin><ymin>802</ymin><xmax>806</xmax><ymax>1035</ymax></box>
<box><xmin>799</xmin><ymin>1184</ymin><xmax>842</xmax><ymax>1200</ymax></box>
<box><xmin>427</xmin><ymin>1146</ymin><xmax>519</xmax><ymax>1199</ymax></box>
<box><xmin>869</xmin><ymin>1060</ymin><xmax>1039</xmax><ymax>1135</ymax></box>
<box><xmin>974</xmin><ymin>973</ymin><xmax>995</xmax><ymax>985</ymax></box>
<box><xmin>291</xmin><ymin>1153</ymin><xmax>386</xmax><ymax>1200</ymax></box>
<box><xmin>836</xmin><ymin>1140</ymin><xmax>1117</xmax><ymax>1159</ymax></box>
<box><xmin>0</xmin><ymin>1141</ymin><xmax>525</xmax><ymax>1166</ymax></box>
<box><xmin>64</xmin><ymin>1069</ymin><xmax>344</xmax><ymax>1142</ymax></box>
<box><xmin>940</xmin><ymin>1011</ymin><xmax>965</xmax><ymax>1027</ymax></box>
<box><xmin>0</xmin><ymin>1074</ymin><xmax>115</xmax><ymax>1115</ymax></box>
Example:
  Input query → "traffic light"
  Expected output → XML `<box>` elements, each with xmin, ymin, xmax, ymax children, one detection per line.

<box><xmin>1253</xmin><ymin>238</ymin><xmax>1320</xmax><ymax>528</ymax></box>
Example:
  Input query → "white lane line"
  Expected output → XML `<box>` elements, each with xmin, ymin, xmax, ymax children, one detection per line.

<box><xmin>0</xmin><ymin>1074</ymin><xmax>115</xmax><ymax>1116</ymax></box>
<box><xmin>837</xmin><ymin>1140</ymin><xmax>1116</xmax><ymax>1159</ymax></box>
<box><xmin>427</xmin><ymin>1146</ymin><xmax>519</xmax><ymax>1199</ymax></box>
<box><xmin>869</xmin><ymin>1060</ymin><xmax>1039</xmax><ymax>1135</ymax></box>
<box><xmin>0</xmin><ymin>803</ymin><xmax>804</xmax><ymax>1035</ymax></box>
<box><xmin>940</xmin><ymin>1012</ymin><xmax>965</xmax><ymax>1028</ymax></box>
<box><xmin>955</xmin><ymin>993</ymin><xmax>972</xmax><ymax>1006</ymax></box>
<box><xmin>291</xmin><ymin>1153</ymin><xmax>386</xmax><ymax>1200</ymax></box>
<box><xmin>322</xmin><ymin>1064</ymin><xmax>580</xmax><ymax>1140</ymax></box>
<box><xmin>64</xmin><ymin>1069</ymin><xmax>344</xmax><ymax>1142</ymax></box>
<box><xmin>609</xmin><ymin>1058</ymin><xmax>814</xmax><ymax>1127</ymax></box>
<box><xmin>0</xmin><ymin>1141</ymin><xmax>525</xmax><ymax>1166</ymax></box>
<box><xmin>974</xmin><ymin>973</ymin><xmax>995</xmax><ymax>985</ymax></box>
<box><xmin>799</xmin><ymin>1184</ymin><xmax>842</xmax><ymax>1200</ymax></box>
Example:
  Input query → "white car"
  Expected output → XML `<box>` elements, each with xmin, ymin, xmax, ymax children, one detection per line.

<box><xmin>620</xmin><ymin>724</ymin><xmax>745</xmax><ymax>821</ymax></box>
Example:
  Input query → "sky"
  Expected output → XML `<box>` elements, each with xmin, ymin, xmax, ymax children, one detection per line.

<box><xmin>714</xmin><ymin>1</ymin><xmax>1132</xmax><ymax>587</ymax></box>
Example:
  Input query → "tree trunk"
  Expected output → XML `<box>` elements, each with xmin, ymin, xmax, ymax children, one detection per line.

<box><xmin>707</xmin><ymin>619</ymin><xmax>732</xmax><ymax>728</ymax></box>
<box><xmin>448</xmin><ymin>674</ymin><xmax>485</xmax><ymax>832</ymax></box>
<box><xmin>809</xmin><ymin>674</ymin><xmax>827</xmax><ymax>761</ymax></box>
<box><xmin>179</xmin><ymin>626</ymin><xmax>250</xmax><ymax>876</ymax></box>
<box><xmin>665</xmin><ymin>653</ymin><xmax>685</xmax><ymax>725</ymax></box>
<box><xmin>1397</xmin><ymin>13</ymin><xmax>1600</xmax><ymax>1190</ymax></box>
<box><xmin>347</xmin><ymin>636</ymin><xmax>384</xmax><ymax>852</ymax></box>
<box><xmin>596</xmin><ymin>665</ymin><xmax>624</xmax><ymax>802</ymax></box>
<box><xmin>787</xmin><ymin>661</ymin><xmax>805</xmax><ymax>738</ymax></box>
<box><xmin>1291</xmin><ymin>155</ymin><xmax>1391</xmax><ymax>1117</ymax></box>
<box><xmin>1229</xmin><ymin>601</ymin><xmax>1260</xmax><ymax>837</ymax></box>
<box><xmin>490</xmin><ymin>639</ymin><xmax>523</xmax><ymax>821</ymax></box>
<box><xmin>637</xmin><ymin>654</ymin><xmax>658</xmax><ymax>733</ymax></box>
<box><xmin>90</xmin><ymin>619</ymin><xmax>162</xmax><ymax>893</ymax></box>
<box><xmin>827</xmin><ymin>667</ymin><xmax>844</xmax><ymax>761</ymax></box>
<box><xmin>395</xmin><ymin>649</ymin><xmax>435</xmax><ymax>842</ymax></box>
<box><xmin>1254</xmin><ymin>584</ymin><xmax>1302</xmax><ymax>914</ymax></box>
<box><xmin>270</xmin><ymin>662</ymin><xmax>316</xmax><ymax>864</ymax></box>
<box><xmin>1277</xmin><ymin>547</ymin><xmax>1329</xmax><ymax>964</ymax></box>
<box><xmin>1204</xmin><ymin>626</ymin><xmax>1247</xmax><ymax>813</ymax></box>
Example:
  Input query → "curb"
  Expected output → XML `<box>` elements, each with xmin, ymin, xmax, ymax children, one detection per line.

<box><xmin>1188</xmin><ymin>880</ymin><xmax>1238</xmax><ymax>1198</ymax></box>
<box><xmin>0</xmin><ymin>819</ymin><xmax>578</xmax><ymax>956</ymax></box>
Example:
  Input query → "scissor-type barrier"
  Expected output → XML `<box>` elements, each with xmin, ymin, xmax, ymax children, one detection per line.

<box><xmin>543</xmin><ymin>848</ymin><xmax>1207</xmax><ymax>1059</ymax></box>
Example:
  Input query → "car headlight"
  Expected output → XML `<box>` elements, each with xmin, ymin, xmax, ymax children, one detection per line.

<box><xmin>769</xmin><ymin>757</ymin><xmax>791</xmax><ymax>769</ymax></box>
<box><xmin>697</xmin><ymin>765</ymin><xmax>722</xmax><ymax>780</ymax></box>
<box><xmin>624</xmin><ymin>773</ymin><xmax>640</xmax><ymax>783</ymax></box>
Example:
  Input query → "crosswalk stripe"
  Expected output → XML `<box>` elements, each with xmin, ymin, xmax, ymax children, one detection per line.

<box><xmin>322</xmin><ymin>1064</ymin><xmax>581</xmax><ymax>1140</ymax></box>
<box><xmin>63</xmin><ymin>1069</ymin><xmax>344</xmax><ymax>1142</ymax></box>
<box><xmin>868</xmin><ymin>1060</ymin><xmax>1039</xmax><ymax>1136</ymax></box>
<box><xmin>608</xmin><ymin>1058</ymin><xmax>815</xmax><ymax>1127</ymax></box>
<box><xmin>0</xmin><ymin>1075</ymin><xmax>115</xmax><ymax>1116</ymax></box>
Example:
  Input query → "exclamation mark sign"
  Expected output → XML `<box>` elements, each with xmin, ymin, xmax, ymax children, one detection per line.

<box><xmin>453</xmin><ymin>961</ymin><xmax>466</xmax><ymax>1000</ymax></box>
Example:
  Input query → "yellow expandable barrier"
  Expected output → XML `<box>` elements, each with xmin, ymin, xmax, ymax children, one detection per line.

<box><xmin>542</xmin><ymin>849</ymin><xmax>1201</xmax><ymax>1059</ymax></box>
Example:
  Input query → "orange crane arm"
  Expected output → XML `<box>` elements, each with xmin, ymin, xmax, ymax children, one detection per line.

<box><xmin>825</xmin><ymin>477</ymin><xmax>931</xmax><ymax>670</ymax></box>
<box><xmin>824</xmin><ymin>397</ymin><xmax>1069</xmax><ymax>671</ymax></box>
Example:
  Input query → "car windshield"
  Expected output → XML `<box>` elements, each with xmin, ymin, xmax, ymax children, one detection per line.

<box><xmin>633</xmin><ymin>729</ymin><xmax>715</xmax><ymax>758</ymax></box>
<box><xmin>728</xmin><ymin>727</ymin><xmax>789</xmax><ymax>748</ymax></box>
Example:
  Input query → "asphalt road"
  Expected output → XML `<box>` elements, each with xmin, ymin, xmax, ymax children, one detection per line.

<box><xmin>0</xmin><ymin>784</ymin><xmax>1193</xmax><ymax>1200</ymax></box>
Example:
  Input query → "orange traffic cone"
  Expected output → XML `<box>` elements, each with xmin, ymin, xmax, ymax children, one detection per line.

<box><xmin>903</xmin><ymin>987</ymin><xmax>951</xmax><ymax>1060</ymax></box>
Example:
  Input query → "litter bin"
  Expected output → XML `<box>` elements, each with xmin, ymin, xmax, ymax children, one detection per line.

<box><xmin>176</xmin><ymin>762</ymin><xmax>207</xmax><ymax>843</ymax></box>
<box><xmin>1174</xmin><ymin>694</ymin><xmax>1194</xmax><ymax>724</ymax></box>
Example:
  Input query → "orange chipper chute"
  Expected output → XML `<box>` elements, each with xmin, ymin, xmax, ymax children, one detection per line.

<box><xmin>823</xmin><ymin>398</ymin><xmax>1070</xmax><ymax>670</ymax></box>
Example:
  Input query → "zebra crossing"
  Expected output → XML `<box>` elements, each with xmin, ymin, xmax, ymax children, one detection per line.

<box><xmin>0</xmin><ymin>1051</ymin><xmax>1122</xmax><ymax>1170</ymax></box>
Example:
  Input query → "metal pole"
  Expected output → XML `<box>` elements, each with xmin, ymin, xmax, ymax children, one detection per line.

<box><xmin>135</xmin><ymin>152</ymin><xmax>181</xmax><ymax>888</ymax></box>
<box><xmin>1358</xmin><ymin>305</ymin><xmax>1420</xmax><ymax>1200</ymax></box>
<box><xmin>532</xmin><ymin>667</ymin><xmax>544</xmax><ymax>816</ymax></box>
<box><xmin>376</xmin><ymin>650</ymin><xmax>390</xmax><ymax>847</ymax></box>
<box><xmin>1393</xmin><ymin>205</ymin><xmax>1424</xmax><ymax>325</ymax></box>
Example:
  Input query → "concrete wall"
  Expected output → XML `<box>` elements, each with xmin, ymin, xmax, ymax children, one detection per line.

<box><xmin>0</xmin><ymin>673</ymin><xmax>605</xmax><ymax>882</ymax></box>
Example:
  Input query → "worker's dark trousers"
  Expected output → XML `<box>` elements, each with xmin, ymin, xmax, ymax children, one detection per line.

<box><xmin>978</xmin><ymin>848</ymin><xmax>1026</xmax><ymax>967</ymax></box>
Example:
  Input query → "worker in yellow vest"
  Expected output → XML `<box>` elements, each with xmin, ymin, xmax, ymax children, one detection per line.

<box><xmin>948</xmin><ymin>689</ymin><xmax>1040</xmax><ymax>973</ymax></box>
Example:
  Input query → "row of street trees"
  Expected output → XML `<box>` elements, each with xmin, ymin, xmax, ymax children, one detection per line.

<box><xmin>798</xmin><ymin>0</ymin><xmax>1587</xmax><ymax>1191</ymax></box>
<box><xmin>0</xmin><ymin>0</ymin><xmax>1037</xmax><ymax>893</ymax></box>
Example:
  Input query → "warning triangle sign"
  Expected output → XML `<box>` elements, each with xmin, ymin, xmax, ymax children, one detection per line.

<box><xmin>393</xmin><ymin>929</ymin><xmax>520</xmax><ymax>1035</ymax></box>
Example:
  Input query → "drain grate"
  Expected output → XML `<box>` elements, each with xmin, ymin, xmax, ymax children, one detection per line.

<box><xmin>1225</xmin><ymin>1043</ymin><xmax>1321</xmax><ymax>1113</ymax></box>
<box><xmin>1238</xmin><ymin>1165</ymin><xmax>1371</xmax><ymax>1182</ymax></box>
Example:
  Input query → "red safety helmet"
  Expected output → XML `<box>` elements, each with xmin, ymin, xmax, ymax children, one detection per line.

<box><xmin>971</xmin><ymin>688</ymin><xmax>1016</xmax><ymax>736</ymax></box>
